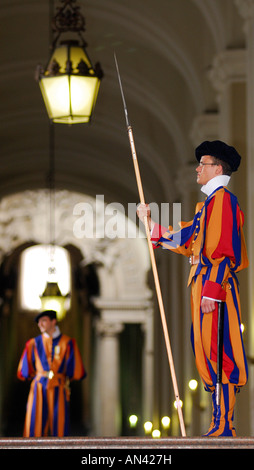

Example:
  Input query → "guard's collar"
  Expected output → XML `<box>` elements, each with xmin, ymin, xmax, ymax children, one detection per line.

<box><xmin>43</xmin><ymin>325</ymin><xmax>61</xmax><ymax>339</ymax></box>
<box><xmin>201</xmin><ymin>174</ymin><xmax>230</xmax><ymax>197</ymax></box>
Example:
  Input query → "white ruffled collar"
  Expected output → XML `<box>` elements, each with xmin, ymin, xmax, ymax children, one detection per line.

<box><xmin>201</xmin><ymin>174</ymin><xmax>230</xmax><ymax>197</ymax></box>
<box><xmin>43</xmin><ymin>325</ymin><xmax>61</xmax><ymax>339</ymax></box>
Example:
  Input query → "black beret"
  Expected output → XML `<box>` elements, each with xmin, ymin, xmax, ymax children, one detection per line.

<box><xmin>195</xmin><ymin>140</ymin><xmax>241</xmax><ymax>172</ymax></box>
<box><xmin>35</xmin><ymin>310</ymin><xmax>57</xmax><ymax>323</ymax></box>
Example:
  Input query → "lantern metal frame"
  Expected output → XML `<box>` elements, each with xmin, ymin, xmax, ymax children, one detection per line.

<box><xmin>35</xmin><ymin>0</ymin><xmax>103</xmax><ymax>124</ymax></box>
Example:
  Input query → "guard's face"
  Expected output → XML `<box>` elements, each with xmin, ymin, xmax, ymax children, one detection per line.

<box><xmin>38</xmin><ymin>316</ymin><xmax>56</xmax><ymax>336</ymax></box>
<box><xmin>196</xmin><ymin>155</ymin><xmax>222</xmax><ymax>186</ymax></box>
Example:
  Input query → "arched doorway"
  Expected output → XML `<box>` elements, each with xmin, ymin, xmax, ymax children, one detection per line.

<box><xmin>0</xmin><ymin>189</ymin><xmax>153</xmax><ymax>436</ymax></box>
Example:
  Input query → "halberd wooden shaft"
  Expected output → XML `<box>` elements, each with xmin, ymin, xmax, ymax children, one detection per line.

<box><xmin>115</xmin><ymin>54</ymin><xmax>186</xmax><ymax>437</ymax></box>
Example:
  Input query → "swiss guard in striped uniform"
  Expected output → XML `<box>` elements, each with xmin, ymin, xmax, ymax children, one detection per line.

<box><xmin>137</xmin><ymin>140</ymin><xmax>248</xmax><ymax>437</ymax></box>
<box><xmin>17</xmin><ymin>310</ymin><xmax>86</xmax><ymax>437</ymax></box>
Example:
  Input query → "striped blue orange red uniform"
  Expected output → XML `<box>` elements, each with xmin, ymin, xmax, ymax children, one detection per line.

<box><xmin>17</xmin><ymin>332</ymin><xmax>86</xmax><ymax>437</ymax></box>
<box><xmin>151</xmin><ymin>186</ymin><xmax>248</xmax><ymax>435</ymax></box>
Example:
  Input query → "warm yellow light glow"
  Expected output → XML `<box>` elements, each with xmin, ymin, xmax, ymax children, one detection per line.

<box><xmin>188</xmin><ymin>379</ymin><xmax>198</xmax><ymax>391</ymax></box>
<box><xmin>40</xmin><ymin>288</ymin><xmax>70</xmax><ymax>321</ymax></box>
<box><xmin>152</xmin><ymin>429</ymin><xmax>161</xmax><ymax>438</ymax></box>
<box><xmin>129</xmin><ymin>415</ymin><xmax>138</xmax><ymax>428</ymax></box>
<box><xmin>144</xmin><ymin>421</ymin><xmax>153</xmax><ymax>433</ymax></box>
<box><xmin>50</xmin><ymin>43</ymin><xmax>92</xmax><ymax>74</ymax></box>
<box><xmin>240</xmin><ymin>323</ymin><xmax>245</xmax><ymax>333</ymax></box>
<box><xmin>40</xmin><ymin>75</ymin><xmax>100</xmax><ymax>124</ymax></box>
<box><xmin>20</xmin><ymin>245</ymin><xmax>71</xmax><ymax>312</ymax></box>
<box><xmin>40</xmin><ymin>76</ymin><xmax>69</xmax><ymax>117</ymax></box>
<box><xmin>173</xmin><ymin>399</ymin><xmax>183</xmax><ymax>409</ymax></box>
<box><xmin>38</xmin><ymin>42</ymin><xmax>102</xmax><ymax>124</ymax></box>
<box><xmin>161</xmin><ymin>416</ymin><xmax>171</xmax><ymax>429</ymax></box>
<box><xmin>71</xmin><ymin>76</ymin><xmax>99</xmax><ymax>113</ymax></box>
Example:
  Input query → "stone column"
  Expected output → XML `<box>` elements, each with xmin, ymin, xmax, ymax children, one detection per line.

<box><xmin>94</xmin><ymin>319</ymin><xmax>124</xmax><ymax>436</ymax></box>
<box><xmin>207</xmin><ymin>48</ymin><xmax>246</xmax><ymax>144</ymax></box>
<box><xmin>141</xmin><ymin>306</ymin><xmax>154</xmax><ymax>423</ymax></box>
<box><xmin>235</xmin><ymin>0</ymin><xmax>254</xmax><ymax>435</ymax></box>
<box><xmin>92</xmin><ymin>298</ymin><xmax>153</xmax><ymax>436</ymax></box>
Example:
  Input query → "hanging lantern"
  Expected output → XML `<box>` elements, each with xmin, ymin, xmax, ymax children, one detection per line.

<box><xmin>35</xmin><ymin>0</ymin><xmax>103</xmax><ymax>124</ymax></box>
<box><xmin>40</xmin><ymin>280</ymin><xmax>70</xmax><ymax>321</ymax></box>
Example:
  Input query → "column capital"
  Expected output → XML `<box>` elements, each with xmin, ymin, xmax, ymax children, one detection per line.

<box><xmin>190</xmin><ymin>113</ymin><xmax>219</xmax><ymax>147</ymax></box>
<box><xmin>208</xmin><ymin>49</ymin><xmax>246</xmax><ymax>99</ymax></box>
<box><xmin>93</xmin><ymin>297</ymin><xmax>152</xmax><ymax>324</ymax></box>
<box><xmin>235</xmin><ymin>0</ymin><xmax>254</xmax><ymax>32</ymax></box>
<box><xmin>95</xmin><ymin>319</ymin><xmax>124</xmax><ymax>337</ymax></box>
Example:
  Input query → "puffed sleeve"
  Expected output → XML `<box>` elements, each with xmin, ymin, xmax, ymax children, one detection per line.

<box><xmin>65</xmin><ymin>338</ymin><xmax>86</xmax><ymax>381</ymax></box>
<box><xmin>201</xmin><ymin>189</ymin><xmax>248</xmax><ymax>300</ymax></box>
<box><xmin>151</xmin><ymin>203</ymin><xmax>205</xmax><ymax>257</ymax></box>
<box><xmin>17</xmin><ymin>338</ymin><xmax>36</xmax><ymax>381</ymax></box>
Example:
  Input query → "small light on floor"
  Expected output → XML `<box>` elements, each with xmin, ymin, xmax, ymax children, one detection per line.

<box><xmin>188</xmin><ymin>379</ymin><xmax>198</xmax><ymax>391</ymax></box>
<box><xmin>152</xmin><ymin>429</ymin><xmax>161</xmax><ymax>438</ymax></box>
<box><xmin>129</xmin><ymin>414</ymin><xmax>138</xmax><ymax>428</ymax></box>
<box><xmin>144</xmin><ymin>421</ymin><xmax>153</xmax><ymax>433</ymax></box>
<box><xmin>174</xmin><ymin>399</ymin><xmax>183</xmax><ymax>409</ymax></box>
<box><xmin>161</xmin><ymin>416</ymin><xmax>171</xmax><ymax>429</ymax></box>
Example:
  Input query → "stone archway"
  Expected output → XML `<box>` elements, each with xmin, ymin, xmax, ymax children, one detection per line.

<box><xmin>0</xmin><ymin>189</ymin><xmax>154</xmax><ymax>436</ymax></box>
